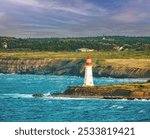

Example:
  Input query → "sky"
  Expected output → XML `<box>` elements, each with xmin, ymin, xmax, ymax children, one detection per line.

<box><xmin>0</xmin><ymin>0</ymin><xmax>150</xmax><ymax>38</ymax></box>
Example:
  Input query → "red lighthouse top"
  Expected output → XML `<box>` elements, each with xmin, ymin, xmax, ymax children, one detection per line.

<box><xmin>86</xmin><ymin>55</ymin><xmax>92</xmax><ymax>66</ymax></box>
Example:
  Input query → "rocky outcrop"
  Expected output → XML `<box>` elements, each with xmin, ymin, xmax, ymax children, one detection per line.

<box><xmin>33</xmin><ymin>93</ymin><xmax>44</xmax><ymax>97</ymax></box>
<box><xmin>60</xmin><ymin>82</ymin><xmax>150</xmax><ymax>99</ymax></box>
<box><xmin>147</xmin><ymin>79</ymin><xmax>150</xmax><ymax>83</ymax></box>
<box><xmin>33</xmin><ymin>82</ymin><xmax>150</xmax><ymax>99</ymax></box>
<box><xmin>0</xmin><ymin>59</ymin><xmax>150</xmax><ymax>78</ymax></box>
<box><xmin>62</xmin><ymin>84</ymin><xmax>150</xmax><ymax>99</ymax></box>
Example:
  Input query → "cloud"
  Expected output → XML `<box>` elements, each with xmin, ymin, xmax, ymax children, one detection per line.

<box><xmin>0</xmin><ymin>12</ymin><xmax>4</xmax><ymax>17</ymax></box>
<box><xmin>0</xmin><ymin>0</ymin><xmax>150</xmax><ymax>37</ymax></box>
<box><xmin>111</xmin><ymin>11</ymin><xmax>146</xmax><ymax>23</ymax></box>
<box><xmin>7</xmin><ymin>0</ymin><xmax>41</xmax><ymax>7</ymax></box>
<box><xmin>6</xmin><ymin>0</ymin><xmax>106</xmax><ymax>16</ymax></box>
<box><xmin>0</xmin><ymin>11</ymin><xmax>14</xmax><ymax>24</ymax></box>
<box><xmin>111</xmin><ymin>0</ymin><xmax>150</xmax><ymax>23</ymax></box>
<box><xmin>49</xmin><ymin>0</ymin><xmax>106</xmax><ymax>16</ymax></box>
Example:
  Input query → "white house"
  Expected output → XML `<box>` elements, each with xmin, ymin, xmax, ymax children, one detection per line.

<box><xmin>2</xmin><ymin>41</ymin><xmax>8</xmax><ymax>49</ymax></box>
<box><xmin>76</xmin><ymin>48</ymin><xmax>94</xmax><ymax>52</ymax></box>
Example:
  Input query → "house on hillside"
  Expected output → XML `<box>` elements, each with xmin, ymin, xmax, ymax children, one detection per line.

<box><xmin>76</xmin><ymin>48</ymin><xmax>94</xmax><ymax>52</ymax></box>
<box><xmin>113</xmin><ymin>46</ymin><xmax>125</xmax><ymax>51</ymax></box>
<box><xmin>2</xmin><ymin>41</ymin><xmax>8</xmax><ymax>49</ymax></box>
<box><xmin>102</xmin><ymin>36</ymin><xmax>106</xmax><ymax>40</ymax></box>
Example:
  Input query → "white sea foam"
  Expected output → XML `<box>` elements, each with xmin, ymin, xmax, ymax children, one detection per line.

<box><xmin>117</xmin><ymin>106</ymin><xmax>124</xmax><ymax>109</ymax></box>
<box><xmin>2</xmin><ymin>93</ymin><xmax>150</xmax><ymax>102</ymax></box>
<box><xmin>42</xmin><ymin>96</ymin><xmax>150</xmax><ymax>101</ymax></box>
<box><xmin>43</xmin><ymin>96</ymin><xmax>91</xmax><ymax>100</ymax></box>
<box><xmin>44</xmin><ymin>92</ymin><xmax>52</xmax><ymax>96</ymax></box>
<box><xmin>141</xmin><ymin>99</ymin><xmax>150</xmax><ymax>101</ymax></box>
<box><xmin>104</xmin><ymin>98</ymin><xmax>150</xmax><ymax>102</ymax></box>
<box><xmin>110</xmin><ymin>105</ymin><xmax>124</xmax><ymax>109</ymax></box>
<box><xmin>131</xmin><ymin>99</ymin><xmax>150</xmax><ymax>102</ymax></box>
<box><xmin>121</xmin><ymin>99</ymin><xmax>128</xmax><ymax>101</ymax></box>
<box><xmin>2</xmin><ymin>93</ymin><xmax>33</xmax><ymax>98</ymax></box>
<box><xmin>138</xmin><ymin>110</ymin><xmax>145</xmax><ymax>113</ymax></box>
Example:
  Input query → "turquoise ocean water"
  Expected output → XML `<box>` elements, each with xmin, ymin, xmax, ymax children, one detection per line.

<box><xmin>0</xmin><ymin>74</ymin><xmax>150</xmax><ymax>122</ymax></box>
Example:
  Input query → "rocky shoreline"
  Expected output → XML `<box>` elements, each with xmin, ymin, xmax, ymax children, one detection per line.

<box><xmin>33</xmin><ymin>81</ymin><xmax>150</xmax><ymax>100</ymax></box>
<box><xmin>0</xmin><ymin>59</ymin><xmax>150</xmax><ymax>78</ymax></box>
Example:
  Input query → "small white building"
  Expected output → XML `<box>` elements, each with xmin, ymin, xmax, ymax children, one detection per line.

<box><xmin>76</xmin><ymin>48</ymin><xmax>94</xmax><ymax>52</ymax></box>
<box><xmin>114</xmin><ymin>46</ymin><xmax>124</xmax><ymax>51</ymax></box>
<box><xmin>102</xmin><ymin>36</ymin><xmax>106</xmax><ymax>40</ymax></box>
<box><xmin>2</xmin><ymin>41</ymin><xmax>8</xmax><ymax>49</ymax></box>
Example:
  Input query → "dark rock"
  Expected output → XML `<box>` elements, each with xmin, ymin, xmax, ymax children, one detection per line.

<box><xmin>127</xmin><ymin>98</ymin><xmax>135</xmax><ymax>100</ymax></box>
<box><xmin>147</xmin><ymin>79</ymin><xmax>150</xmax><ymax>83</ymax></box>
<box><xmin>32</xmin><ymin>93</ymin><xmax>44</xmax><ymax>97</ymax></box>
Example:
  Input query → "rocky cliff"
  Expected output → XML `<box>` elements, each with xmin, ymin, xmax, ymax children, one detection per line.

<box><xmin>0</xmin><ymin>59</ymin><xmax>84</xmax><ymax>75</ymax></box>
<box><xmin>0</xmin><ymin>59</ymin><xmax>150</xmax><ymax>78</ymax></box>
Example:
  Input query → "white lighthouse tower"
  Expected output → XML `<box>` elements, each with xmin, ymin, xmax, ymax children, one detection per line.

<box><xmin>83</xmin><ymin>56</ymin><xmax>94</xmax><ymax>86</ymax></box>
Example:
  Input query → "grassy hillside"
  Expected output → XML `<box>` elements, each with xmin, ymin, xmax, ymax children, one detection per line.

<box><xmin>0</xmin><ymin>51</ymin><xmax>149</xmax><ymax>60</ymax></box>
<box><xmin>0</xmin><ymin>51</ymin><xmax>150</xmax><ymax>78</ymax></box>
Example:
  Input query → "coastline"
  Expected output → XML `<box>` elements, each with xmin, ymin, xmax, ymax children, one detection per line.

<box><xmin>0</xmin><ymin>58</ymin><xmax>150</xmax><ymax>78</ymax></box>
<box><xmin>33</xmin><ymin>81</ymin><xmax>150</xmax><ymax>100</ymax></box>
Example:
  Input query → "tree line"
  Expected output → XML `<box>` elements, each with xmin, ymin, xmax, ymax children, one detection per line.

<box><xmin>0</xmin><ymin>36</ymin><xmax>150</xmax><ymax>51</ymax></box>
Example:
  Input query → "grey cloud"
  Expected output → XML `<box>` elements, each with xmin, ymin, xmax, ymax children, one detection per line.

<box><xmin>0</xmin><ymin>0</ymin><xmax>150</xmax><ymax>37</ymax></box>
<box><xmin>6</xmin><ymin>0</ymin><xmax>107</xmax><ymax>16</ymax></box>
<box><xmin>111</xmin><ymin>0</ymin><xmax>150</xmax><ymax>23</ymax></box>
<box><xmin>111</xmin><ymin>11</ymin><xmax>147</xmax><ymax>23</ymax></box>
<box><xmin>7</xmin><ymin>0</ymin><xmax>41</xmax><ymax>7</ymax></box>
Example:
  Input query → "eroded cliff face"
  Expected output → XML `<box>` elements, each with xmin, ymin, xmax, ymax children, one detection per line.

<box><xmin>0</xmin><ymin>59</ymin><xmax>85</xmax><ymax>76</ymax></box>
<box><xmin>95</xmin><ymin>66</ymin><xmax>150</xmax><ymax>78</ymax></box>
<box><xmin>0</xmin><ymin>59</ymin><xmax>150</xmax><ymax>78</ymax></box>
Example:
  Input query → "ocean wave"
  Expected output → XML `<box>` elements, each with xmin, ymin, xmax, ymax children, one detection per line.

<box><xmin>110</xmin><ymin>105</ymin><xmax>124</xmax><ymax>109</ymax></box>
<box><xmin>1</xmin><ymin>93</ymin><xmax>150</xmax><ymax>102</ymax></box>
<box><xmin>43</xmin><ymin>96</ymin><xmax>91</xmax><ymax>100</ymax></box>
<box><xmin>44</xmin><ymin>92</ymin><xmax>52</xmax><ymax>96</ymax></box>
<box><xmin>138</xmin><ymin>110</ymin><xmax>145</xmax><ymax>113</ymax></box>
<box><xmin>2</xmin><ymin>93</ymin><xmax>33</xmax><ymax>98</ymax></box>
<box><xmin>105</xmin><ymin>98</ymin><xmax>150</xmax><ymax>102</ymax></box>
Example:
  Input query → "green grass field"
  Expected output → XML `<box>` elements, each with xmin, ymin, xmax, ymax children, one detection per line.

<box><xmin>0</xmin><ymin>51</ymin><xmax>149</xmax><ymax>60</ymax></box>
<box><xmin>0</xmin><ymin>51</ymin><xmax>150</xmax><ymax>75</ymax></box>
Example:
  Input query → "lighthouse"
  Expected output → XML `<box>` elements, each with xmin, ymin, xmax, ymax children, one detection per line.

<box><xmin>83</xmin><ymin>56</ymin><xmax>94</xmax><ymax>86</ymax></box>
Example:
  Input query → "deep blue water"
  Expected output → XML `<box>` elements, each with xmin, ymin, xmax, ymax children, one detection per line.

<box><xmin>0</xmin><ymin>74</ymin><xmax>150</xmax><ymax>122</ymax></box>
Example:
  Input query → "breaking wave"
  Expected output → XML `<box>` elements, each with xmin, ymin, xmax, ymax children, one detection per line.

<box><xmin>110</xmin><ymin>105</ymin><xmax>124</xmax><ymax>109</ymax></box>
<box><xmin>2</xmin><ymin>93</ymin><xmax>33</xmax><ymax>98</ymax></box>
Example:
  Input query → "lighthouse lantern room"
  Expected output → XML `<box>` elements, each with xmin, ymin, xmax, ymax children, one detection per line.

<box><xmin>83</xmin><ymin>56</ymin><xmax>94</xmax><ymax>86</ymax></box>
